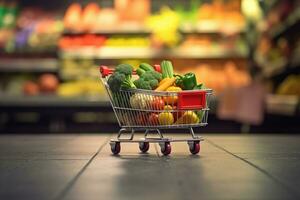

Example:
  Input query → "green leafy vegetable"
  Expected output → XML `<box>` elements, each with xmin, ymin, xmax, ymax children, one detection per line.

<box><xmin>161</xmin><ymin>60</ymin><xmax>174</xmax><ymax>78</ymax></box>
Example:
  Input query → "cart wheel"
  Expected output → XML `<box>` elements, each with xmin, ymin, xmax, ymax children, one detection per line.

<box><xmin>111</xmin><ymin>142</ymin><xmax>121</xmax><ymax>155</ymax></box>
<box><xmin>161</xmin><ymin>142</ymin><xmax>171</xmax><ymax>156</ymax></box>
<box><xmin>189</xmin><ymin>141</ymin><xmax>200</xmax><ymax>155</ymax></box>
<box><xmin>139</xmin><ymin>142</ymin><xmax>150</xmax><ymax>153</ymax></box>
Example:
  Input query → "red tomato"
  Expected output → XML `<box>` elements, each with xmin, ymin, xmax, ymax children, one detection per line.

<box><xmin>149</xmin><ymin>113</ymin><xmax>159</xmax><ymax>125</ymax></box>
<box><xmin>151</xmin><ymin>98</ymin><xmax>165</xmax><ymax>110</ymax></box>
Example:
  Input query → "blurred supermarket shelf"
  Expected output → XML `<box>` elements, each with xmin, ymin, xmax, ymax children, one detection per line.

<box><xmin>1</xmin><ymin>93</ymin><xmax>298</xmax><ymax>116</ymax></box>
<box><xmin>266</xmin><ymin>94</ymin><xmax>299</xmax><ymax>116</ymax></box>
<box><xmin>64</xmin><ymin>24</ymin><xmax>151</xmax><ymax>35</ymax></box>
<box><xmin>60</xmin><ymin>47</ymin><xmax>248</xmax><ymax>59</ymax></box>
<box><xmin>0</xmin><ymin>58</ymin><xmax>58</xmax><ymax>73</ymax></box>
<box><xmin>270</xmin><ymin>7</ymin><xmax>300</xmax><ymax>40</ymax></box>
<box><xmin>63</xmin><ymin>25</ymin><xmax>245</xmax><ymax>36</ymax></box>
<box><xmin>0</xmin><ymin>95</ymin><xmax>109</xmax><ymax>107</ymax></box>
<box><xmin>180</xmin><ymin>25</ymin><xmax>245</xmax><ymax>35</ymax></box>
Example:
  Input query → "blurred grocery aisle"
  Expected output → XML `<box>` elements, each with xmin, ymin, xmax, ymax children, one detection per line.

<box><xmin>0</xmin><ymin>0</ymin><xmax>299</xmax><ymax>133</ymax></box>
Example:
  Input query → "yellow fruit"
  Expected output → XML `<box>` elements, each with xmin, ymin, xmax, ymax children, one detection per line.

<box><xmin>164</xmin><ymin>105</ymin><xmax>173</xmax><ymax>110</ymax></box>
<box><xmin>164</xmin><ymin>86</ymin><xmax>182</xmax><ymax>105</ymax></box>
<box><xmin>158</xmin><ymin>112</ymin><xmax>174</xmax><ymax>125</ymax></box>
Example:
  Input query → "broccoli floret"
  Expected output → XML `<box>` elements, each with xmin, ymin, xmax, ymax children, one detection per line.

<box><xmin>133</xmin><ymin>78</ymin><xmax>152</xmax><ymax>90</ymax></box>
<box><xmin>108</xmin><ymin>72</ymin><xmax>126</xmax><ymax>93</ymax></box>
<box><xmin>140</xmin><ymin>71</ymin><xmax>162</xmax><ymax>82</ymax></box>
<box><xmin>148</xmin><ymin>71</ymin><xmax>162</xmax><ymax>81</ymax></box>
<box><xmin>121</xmin><ymin>75</ymin><xmax>137</xmax><ymax>90</ymax></box>
<box><xmin>115</xmin><ymin>64</ymin><xmax>133</xmax><ymax>76</ymax></box>
<box><xmin>148</xmin><ymin>79</ymin><xmax>158</xmax><ymax>89</ymax></box>
<box><xmin>140</xmin><ymin>72</ymin><xmax>154</xmax><ymax>81</ymax></box>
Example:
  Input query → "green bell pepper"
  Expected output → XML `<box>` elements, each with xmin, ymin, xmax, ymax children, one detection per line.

<box><xmin>175</xmin><ymin>73</ymin><xmax>197</xmax><ymax>90</ymax></box>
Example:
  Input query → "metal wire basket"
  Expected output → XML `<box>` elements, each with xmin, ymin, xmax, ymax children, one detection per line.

<box><xmin>100</xmin><ymin>65</ymin><xmax>213</xmax><ymax>155</ymax></box>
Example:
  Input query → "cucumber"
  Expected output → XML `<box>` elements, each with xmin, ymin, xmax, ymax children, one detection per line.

<box><xmin>136</xmin><ymin>68</ymin><xmax>145</xmax><ymax>76</ymax></box>
<box><xmin>139</xmin><ymin>63</ymin><xmax>154</xmax><ymax>71</ymax></box>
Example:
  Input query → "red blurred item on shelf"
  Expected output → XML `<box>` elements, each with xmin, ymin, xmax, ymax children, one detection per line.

<box><xmin>38</xmin><ymin>74</ymin><xmax>59</xmax><ymax>93</ymax></box>
<box><xmin>58</xmin><ymin>35</ymin><xmax>106</xmax><ymax>49</ymax></box>
<box><xmin>23</xmin><ymin>81</ymin><xmax>39</xmax><ymax>96</ymax></box>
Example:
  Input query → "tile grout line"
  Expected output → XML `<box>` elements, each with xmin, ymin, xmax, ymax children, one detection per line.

<box><xmin>205</xmin><ymin>139</ymin><xmax>300</xmax><ymax>199</ymax></box>
<box><xmin>53</xmin><ymin>135</ymin><xmax>112</xmax><ymax>200</ymax></box>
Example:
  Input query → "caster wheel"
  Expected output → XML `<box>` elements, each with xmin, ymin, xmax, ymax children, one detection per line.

<box><xmin>161</xmin><ymin>142</ymin><xmax>171</xmax><ymax>156</ymax></box>
<box><xmin>189</xmin><ymin>141</ymin><xmax>200</xmax><ymax>155</ymax></box>
<box><xmin>111</xmin><ymin>142</ymin><xmax>121</xmax><ymax>155</ymax></box>
<box><xmin>139</xmin><ymin>142</ymin><xmax>150</xmax><ymax>153</ymax></box>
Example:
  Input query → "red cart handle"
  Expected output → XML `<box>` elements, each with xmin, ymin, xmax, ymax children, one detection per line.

<box><xmin>100</xmin><ymin>65</ymin><xmax>113</xmax><ymax>78</ymax></box>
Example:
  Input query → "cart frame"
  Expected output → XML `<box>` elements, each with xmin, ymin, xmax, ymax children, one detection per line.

<box><xmin>100</xmin><ymin>65</ymin><xmax>212</xmax><ymax>155</ymax></box>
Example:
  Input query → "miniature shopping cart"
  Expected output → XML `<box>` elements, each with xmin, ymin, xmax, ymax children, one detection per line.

<box><xmin>100</xmin><ymin>66</ymin><xmax>212</xmax><ymax>155</ymax></box>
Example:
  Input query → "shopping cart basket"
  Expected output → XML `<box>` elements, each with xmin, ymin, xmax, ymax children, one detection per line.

<box><xmin>100</xmin><ymin>65</ymin><xmax>213</xmax><ymax>155</ymax></box>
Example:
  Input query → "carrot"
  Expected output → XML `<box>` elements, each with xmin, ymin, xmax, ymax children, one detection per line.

<box><xmin>158</xmin><ymin>78</ymin><xmax>170</xmax><ymax>86</ymax></box>
<box><xmin>155</xmin><ymin>77</ymin><xmax>176</xmax><ymax>91</ymax></box>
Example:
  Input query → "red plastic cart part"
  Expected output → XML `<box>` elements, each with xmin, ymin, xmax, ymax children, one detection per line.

<box><xmin>154</xmin><ymin>64</ymin><xmax>161</xmax><ymax>73</ymax></box>
<box><xmin>177</xmin><ymin>91</ymin><xmax>206</xmax><ymax>110</ymax></box>
<box><xmin>100</xmin><ymin>65</ymin><xmax>162</xmax><ymax>78</ymax></box>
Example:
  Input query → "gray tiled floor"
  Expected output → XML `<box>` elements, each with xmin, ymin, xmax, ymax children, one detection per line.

<box><xmin>0</xmin><ymin>134</ymin><xmax>300</xmax><ymax>200</ymax></box>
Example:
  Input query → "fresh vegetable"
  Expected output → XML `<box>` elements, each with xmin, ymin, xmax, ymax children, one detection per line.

<box><xmin>139</xmin><ymin>63</ymin><xmax>154</xmax><ymax>71</ymax></box>
<box><xmin>155</xmin><ymin>77</ymin><xmax>176</xmax><ymax>91</ymax></box>
<box><xmin>149</xmin><ymin>113</ymin><xmax>159</xmax><ymax>125</ymax></box>
<box><xmin>108</xmin><ymin>64</ymin><xmax>135</xmax><ymax>93</ymax></box>
<box><xmin>107</xmin><ymin>72</ymin><xmax>126</xmax><ymax>93</ymax></box>
<box><xmin>164</xmin><ymin>105</ymin><xmax>173</xmax><ymax>110</ymax></box>
<box><xmin>134</xmin><ymin>78</ymin><xmax>152</xmax><ymax>90</ymax></box>
<box><xmin>154</xmin><ymin>64</ymin><xmax>161</xmax><ymax>73</ymax></box>
<box><xmin>175</xmin><ymin>73</ymin><xmax>197</xmax><ymax>90</ymax></box>
<box><xmin>158</xmin><ymin>78</ymin><xmax>169</xmax><ymax>86</ymax></box>
<box><xmin>163</xmin><ymin>86</ymin><xmax>182</xmax><ymax>104</ymax></box>
<box><xmin>141</xmin><ymin>71</ymin><xmax>162</xmax><ymax>82</ymax></box>
<box><xmin>130</xmin><ymin>94</ymin><xmax>147</xmax><ymax>109</ymax></box>
<box><xmin>136</xmin><ymin>68</ymin><xmax>145</xmax><ymax>76</ymax></box>
<box><xmin>134</xmin><ymin>78</ymin><xmax>158</xmax><ymax>90</ymax></box>
<box><xmin>130</xmin><ymin>94</ymin><xmax>154</xmax><ymax>109</ymax></box>
<box><xmin>158</xmin><ymin>112</ymin><xmax>174</xmax><ymax>125</ymax></box>
<box><xmin>193</xmin><ymin>83</ymin><xmax>204</xmax><ymax>90</ymax></box>
<box><xmin>134</xmin><ymin>70</ymin><xmax>162</xmax><ymax>90</ymax></box>
<box><xmin>115</xmin><ymin>63</ymin><xmax>133</xmax><ymax>76</ymax></box>
<box><xmin>175</xmin><ymin>111</ymin><xmax>199</xmax><ymax>124</ymax></box>
<box><xmin>121</xmin><ymin>75</ymin><xmax>137</xmax><ymax>90</ymax></box>
<box><xmin>151</xmin><ymin>98</ymin><xmax>165</xmax><ymax>110</ymax></box>
<box><xmin>161</xmin><ymin>60</ymin><xmax>174</xmax><ymax>78</ymax></box>
<box><xmin>196</xmin><ymin>110</ymin><xmax>205</xmax><ymax>122</ymax></box>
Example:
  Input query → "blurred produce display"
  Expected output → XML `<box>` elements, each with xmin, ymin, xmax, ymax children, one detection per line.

<box><xmin>253</xmin><ymin>0</ymin><xmax>300</xmax><ymax>101</ymax></box>
<box><xmin>59</xmin><ymin>34</ymin><xmax>106</xmax><ymax>49</ymax></box>
<box><xmin>179</xmin><ymin>0</ymin><xmax>245</xmax><ymax>33</ymax></box>
<box><xmin>0</xmin><ymin>73</ymin><xmax>59</xmax><ymax>96</ymax></box>
<box><xmin>63</xmin><ymin>0</ymin><xmax>150</xmax><ymax>33</ymax></box>
<box><xmin>176</xmin><ymin>61</ymin><xmax>251</xmax><ymax>94</ymax></box>
<box><xmin>0</xmin><ymin>2</ymin><xmax>63</xmax><ymax>54</ymax></box>
<box><xmin>1</xmin><ymin>0</ymin><xmax>300</xmax><ymax>133</ymax></box>
<box><xmin>276</xmin><ymin>75</ymin><xmax>300</xmax><ymax>97</ymax></box>
<box><xmin>0</xmin><ymin>0</ymin><xmax>251</xmax><ymax>99</ymax></box>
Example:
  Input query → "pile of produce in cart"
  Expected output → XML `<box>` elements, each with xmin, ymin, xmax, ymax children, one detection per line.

<box><xmin>100</xmin><ymin>60</ymin><xmax>212</xmax><ymax>155</ymax></box>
